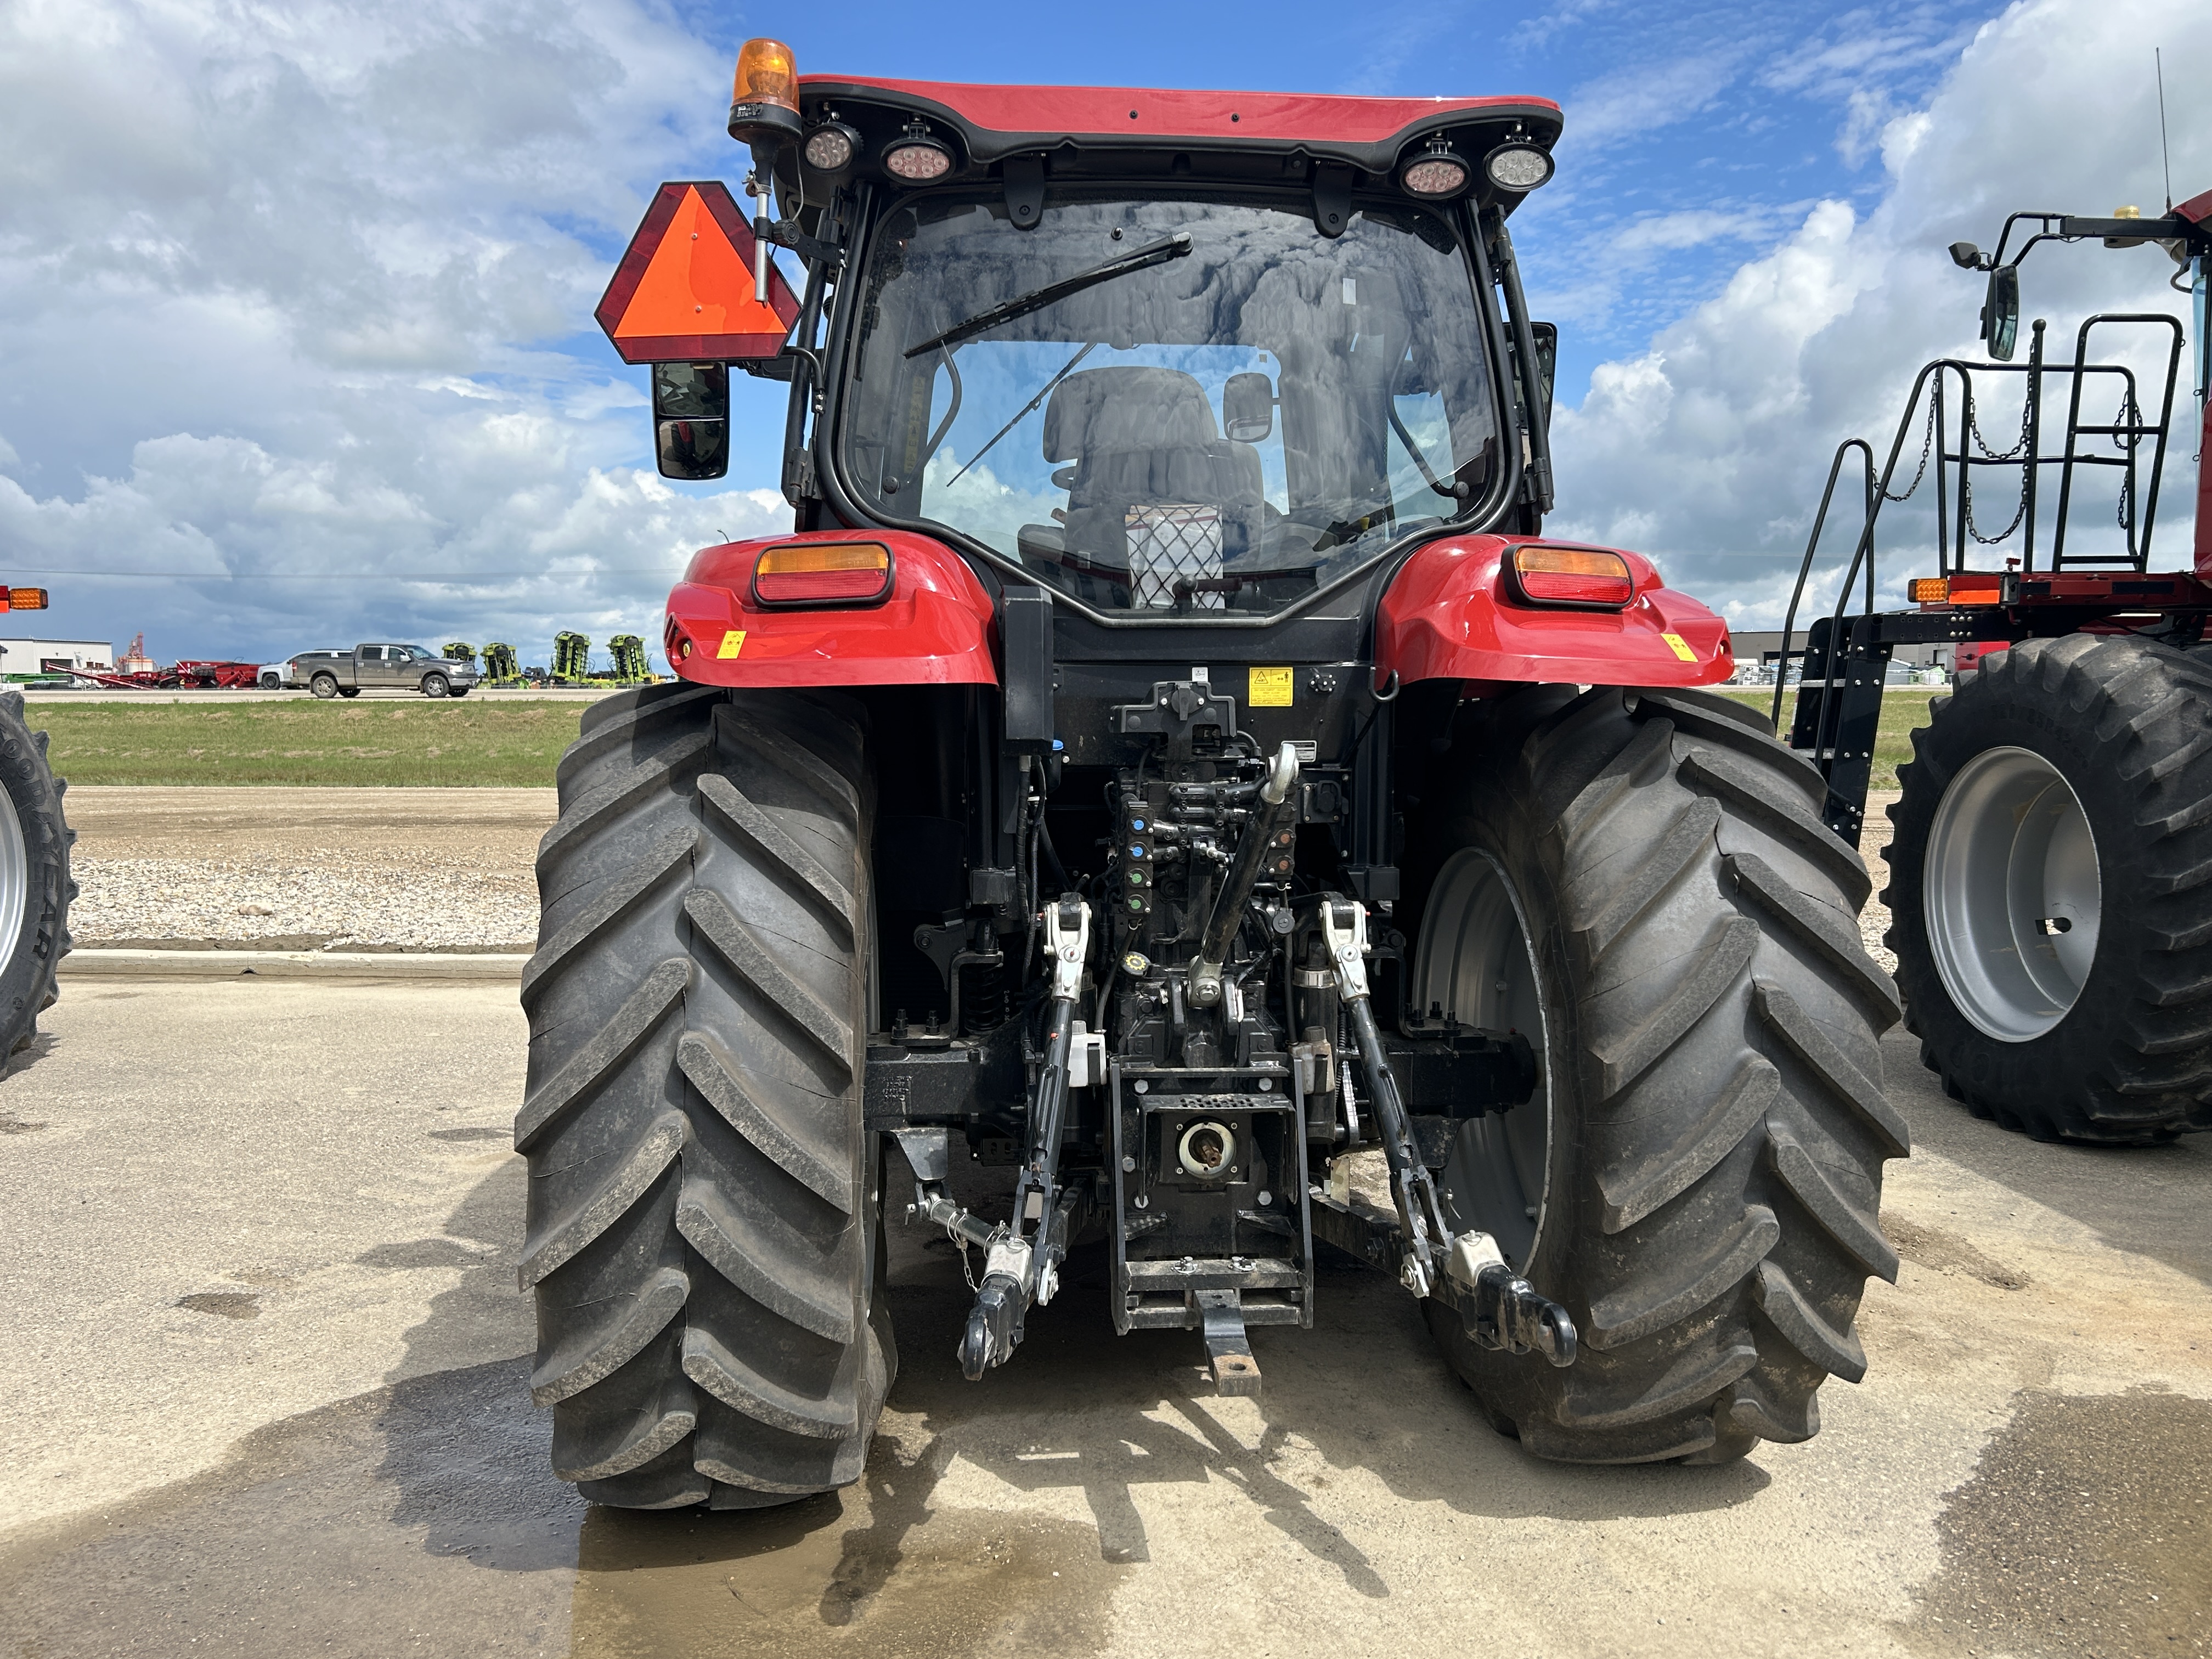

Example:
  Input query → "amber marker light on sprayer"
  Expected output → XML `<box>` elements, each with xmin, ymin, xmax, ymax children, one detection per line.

<box><xmin>752</xmin><ymin>543</ymin><xmax>894</xmax><ymax>607</ymax></box>
<box><xmin>1510</xmin><ymin>545</ymin><xmax>1634</xmax><ymax>608</ymax></box>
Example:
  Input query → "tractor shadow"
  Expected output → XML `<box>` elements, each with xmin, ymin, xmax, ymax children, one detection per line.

<box><xmin>1878</xmin><ymin>1029</ymin><xmax>2212</xmax><ymax>1288</ymax></box>
<box><xmin>332</xmin><ymin>1141</ymin><xmax>1773</xmax><ymax>1652</ymax></box>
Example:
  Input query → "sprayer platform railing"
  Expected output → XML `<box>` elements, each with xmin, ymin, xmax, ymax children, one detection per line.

<box><xmin>1767</xmin><ymin>313</ymin><xmax>2184</xmax><ymax>840</ymax></box>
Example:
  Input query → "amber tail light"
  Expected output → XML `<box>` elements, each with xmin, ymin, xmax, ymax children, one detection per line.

<box><xmin>752</xmin><ymin>542</ymin><xmax>893</xmax><ymax>607</ymax></box>
<box><xmin>1510</xmin><ymin>546</ymin><xmax>1634</xmax><ymax>608</ymax></box>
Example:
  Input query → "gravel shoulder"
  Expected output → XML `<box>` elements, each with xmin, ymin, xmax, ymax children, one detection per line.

<box><xmin>65</xmin><ymin>786</ymin><xmax>1906</xmax><ymax>960</ymax></box>
<box><xmin>67</xmin><ymin>787</ymin><xmax>555</xmax><ymax>952</ymax></box>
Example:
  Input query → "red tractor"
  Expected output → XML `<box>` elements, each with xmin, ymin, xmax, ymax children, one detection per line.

<box><xmin>1775</xmin><ymin>194</ymin><xmax>2212</xmax><ymax>1145</ymax></box>
<box><xmin>521</xmin><ymin>41</ymin><xmax>1904</xmax><ymax>1510</ymax></box>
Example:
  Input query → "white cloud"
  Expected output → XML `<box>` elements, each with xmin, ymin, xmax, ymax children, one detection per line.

<box><xmin>0</xmin><ymin>0</ymin><xmax>769</xmax><ymax>665</ymax></box>
<box><xmin>1549</xmin><ymin>0</ymin><xmax>2209</xmax><ymax>629</ymax></box>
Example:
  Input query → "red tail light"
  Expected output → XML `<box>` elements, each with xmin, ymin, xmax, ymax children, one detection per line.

<box><xmin>752</xmin><ymin>542</ymin><xmax>894</xmax><ymax>607</ymax></box>
<box><xmin>1510</xmin><ymin>545</ymin><xmax>1634</xmax><ymax>608</ymax></box>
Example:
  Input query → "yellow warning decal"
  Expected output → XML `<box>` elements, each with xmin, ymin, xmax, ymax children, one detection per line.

<box><xmin>1249</xmin><ymin>665</ymin><xmax>1294</xmax><ymax>707</ymax></box>
<box><xmin>1661</xmin><ymin>631</ymin><xmax>1697</xmax><ymax>662</ymax></box>
<box><xmin>717</xmin><ymin>629</ymin><xmax>747</xmax><ymax>659</ymax></box>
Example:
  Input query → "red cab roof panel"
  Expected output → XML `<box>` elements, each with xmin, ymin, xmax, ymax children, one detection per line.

<box><xmin>795</xmin><ymin>76</ymin><xmax>1561</xmax><ymax>179</ymax></box>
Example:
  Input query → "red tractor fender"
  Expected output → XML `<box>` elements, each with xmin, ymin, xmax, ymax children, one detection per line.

<box><xmin>665</xmin><ymin>529</ymin><xmax>999</xmax><ymax>688</ymax></box>
<box><xmin>1375</xmin><ymin>535</ymin><xmax>1735</xmax><ymax>691</ymax></box>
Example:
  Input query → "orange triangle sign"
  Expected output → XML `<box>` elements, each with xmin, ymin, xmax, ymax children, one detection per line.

<box><xmin>596</xmin><ymin>182</ymin><xmax>799</xmax><ymax>364</ymax></box>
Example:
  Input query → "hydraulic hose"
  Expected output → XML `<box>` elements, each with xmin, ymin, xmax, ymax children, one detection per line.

<box><xmin>1189</xmin><ymin>742</ymin><xmax>1299</xmax><ymax>1006</ymax></box>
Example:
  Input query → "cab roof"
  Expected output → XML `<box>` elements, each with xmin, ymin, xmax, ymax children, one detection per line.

<box><xmin>794</xmin><ymin>76</ymin><xmax>1562</xmax><ymax>205</ymax></box>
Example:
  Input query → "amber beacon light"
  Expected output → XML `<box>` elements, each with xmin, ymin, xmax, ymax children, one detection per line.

<box><xmin>729</xmin><ymin>38</ymin><xmax>803</xmax><ymax>144</ymax></box>
<box><xmin>752</xmin><ymin>542</ymin><xmax>894</xmax><ymax>607</ymax></box>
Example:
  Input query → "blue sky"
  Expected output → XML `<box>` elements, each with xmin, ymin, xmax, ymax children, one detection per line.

<box><xmin>0</xmin><ymin>0</ymin><xmax>2203</xmax><ymax>664</ymax></box>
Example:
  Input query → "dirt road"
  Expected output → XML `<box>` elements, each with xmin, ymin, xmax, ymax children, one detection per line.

<box><xmin>0</xmin><ymin>972</ymin><xmax>2205</xmax><ymax>1658</ymax></box>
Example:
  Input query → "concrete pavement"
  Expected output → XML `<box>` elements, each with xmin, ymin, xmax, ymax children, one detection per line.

<box><xmin>0</xmin><ymin>979</ymin><xmax>2205</xmax><ymax>1658</ymax></box>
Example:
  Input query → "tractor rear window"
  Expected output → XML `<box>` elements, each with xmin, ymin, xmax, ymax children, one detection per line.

<box><xmin>839</xmin><ymin>190</ymin><xmax>1500</xmax><ymax>617</ymax></box>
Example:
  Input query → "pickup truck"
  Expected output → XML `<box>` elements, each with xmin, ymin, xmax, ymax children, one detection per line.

<box><xmin>294</xmin><ymin>644</ymin><xmax>479</xmax><ymax>699</ymax></box>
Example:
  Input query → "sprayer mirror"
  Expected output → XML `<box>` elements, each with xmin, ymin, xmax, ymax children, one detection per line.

<box><xmin>653</xmin><ymin>362</ymin><xmax>730</xmax><ymax>480</ymax></box>
<box><xmin>1222</xmin><ymin>372</ymin><xmax>1274</xmax><ymax>442</ymax></box>
<box><xmin>1984</xmin><ymin>266</ymin><xmax>2021</xmax><ymax>363</ymax></box>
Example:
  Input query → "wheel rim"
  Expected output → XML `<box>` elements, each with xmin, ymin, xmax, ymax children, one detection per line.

<box><xmin>1924</xmin><ymin>744</ymin><xmax>2100</xmax><ymax>1041</ymax></box>
<box><xmin>1411</xmin><ymin>849</ymin><xmax>1550</xmax><ymax>1267</ymax></box>
<box><xmin>0</xmin><ymin>784</ymin><xmax>27</xmax><ymax>981</ymax></box>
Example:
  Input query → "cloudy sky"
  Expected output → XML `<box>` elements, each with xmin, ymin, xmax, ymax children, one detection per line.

<box><xmin>0</xmin><ymin>0</ymin><xmax>2203</xmax><ymax>665</ymax></box>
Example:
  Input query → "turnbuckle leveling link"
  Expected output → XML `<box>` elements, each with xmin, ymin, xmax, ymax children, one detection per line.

<box><xmin>1319</xmin><ymin>894</ymin><xmax>1577</xmax><ymax>1369</ymax></box>
<box><xmin>1320</xmin><ymin>895</ymin><xmax>1449</xmax><ymax>1296</ymax></box>
<box><xmin>955</xmin><ymin>893</ymin><xmax>1091</xmax><ymax>1381</ymax></box>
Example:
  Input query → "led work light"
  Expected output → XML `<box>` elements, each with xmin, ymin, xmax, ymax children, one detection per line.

<box><xmin>883</xmin><ymin>121</ymin><xmax>954</xmax><ymax>182</ymax></box>
<box><xmin>1399</xmin><ymin>137</ymin><xmax>1470</xmax><ymax>199</ymax></box>
<box><xmin>803</xmin><ymin>120</ymin><xmax>864</xmax><ymax>177</ymax></box>
<box><xmin>1483</xmin><ymin>142</ymin><xmax>1555</xmax><ymax>193</ymax></box>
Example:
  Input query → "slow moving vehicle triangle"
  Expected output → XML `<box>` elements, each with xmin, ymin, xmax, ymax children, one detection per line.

<box><xmin>595</xmin><ymin>180</ymin><xmax>798</xmax><ymax>363</ymax></box>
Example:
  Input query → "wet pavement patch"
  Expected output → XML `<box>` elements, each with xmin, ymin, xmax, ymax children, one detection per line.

<box><xmin>430</xmin><ymin>1126</ymin><xmax>511</xmax><ymax>1142</ymax></box>
<box><xmin>1901</xmin><ymin>1387</ymin><xmax>2212</xmax><ymax>1656</ymax></box>
<box><xmin>568</xmin><ymin>1451</ymin><xmax>1121</xmax><ymax>1659</ymax></box>
<box><xmin>0</xmin><ymin>1358</ymin><xmax>579</xmax><ymax>1658</ymax></box>
<box><xmin>176</xmin><ymin>1291</ymin><xmax>260</xmax><ymax>1318</ymax></box>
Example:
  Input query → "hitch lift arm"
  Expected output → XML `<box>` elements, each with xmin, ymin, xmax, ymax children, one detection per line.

<box><xmin>947</xmin><ymin>893</ymin><xmax>1092</xmax><ymax>1381</ymax></box>
<box><xmin>1316</xmin><ymin>894</ymin><xmax>1577</xmax><ymax>1367</ymax></box>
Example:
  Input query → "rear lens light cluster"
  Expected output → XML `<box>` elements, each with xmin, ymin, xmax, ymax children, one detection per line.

<box><xmin>1510</xmin><ymin>545</ymin><xmax>1634</xmax><ymax>608</ymax></box>
<box><xmin>1912</xmin><ymin>573</ymin><xmax>2008</xmax><ymax>605</ymax></box>
<box><xmin>752</xmin><ymin>541</ymin><xmax>893</xmax><ymax>607</ymax></box>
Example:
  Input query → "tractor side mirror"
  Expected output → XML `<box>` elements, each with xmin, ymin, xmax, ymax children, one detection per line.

<box><xmin>1222</xmin><ymin>372</ymin><xmax>1274</xmax><ymax>443</ymax></box>
<box><xmin>1983</xmin><ymin>266</ymin><xmax>2021</xmax><ymax>363</ymax></box>
<box><xmin>653</xmin><ymin>362</ymin><xmax>730</xmax><ymax>480</ymax></box>
<box><xmin>1528</xmin><ymin>321</ymin><xmax>1558</xmax><ymax>428</ymax></box>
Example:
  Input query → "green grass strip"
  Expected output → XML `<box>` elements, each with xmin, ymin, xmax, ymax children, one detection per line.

<box><xmin>27</xmin><ymin>699</ymin><xmax>584</xmax><ymax>787</ymax></box>
<box><xmin>1719</xmin><ymin>685</ymin><xmax>1940</xmax><ymax>792</ymax></box>
<box><xmin>25</xmin><ymin>686</ymin><xmax>1942</xmax><ymax>793</ymax></box>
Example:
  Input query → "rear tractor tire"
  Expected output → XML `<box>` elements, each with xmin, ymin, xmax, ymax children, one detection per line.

<box><xmin>1884</xmin><ymin>635</ymin><xmax>2212</xmax><ymax>1143</ymax></box>
<box><xmin>516</xmin><ymin>681</ymin><xmax>894</xmax><ymax>1508</ymax></box>
<box><xmin>1405</xmin><ymin>686</ymin><xmax>1905</xmax><ymax>1464</ymax></box>
<box><xmin>0</xmin><ymin>692</ymin><xmax>73</xmax><ymax>1056</ymax></box>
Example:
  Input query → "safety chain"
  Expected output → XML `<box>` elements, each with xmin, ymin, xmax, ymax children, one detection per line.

<box><xmin>2112</xmin><ymin>383</ymin><xmax>2142</xmax><ymax>533</ymax></box>
<box><xmin>1961</xmin><ymin>383</ymin><xmax>2037</xmax><ymax>546</ymax></box>
<box><xmin>1881</xmin><ymin>390</ymin><xmax>1938</xmax><ymax>504</ymax></box>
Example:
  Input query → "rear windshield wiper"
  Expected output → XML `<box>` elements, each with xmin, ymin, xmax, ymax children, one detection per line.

<box><xmin>904</xmin><ymin>232</ymin><xmax>1193</xmax><ymax>359</ymax></box>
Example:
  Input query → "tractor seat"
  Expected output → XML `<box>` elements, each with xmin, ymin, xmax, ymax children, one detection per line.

<box><xmin>1024</xmin><ymin>366</ymin><xmax>1263</xmax><ymax>606</ymax></box>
